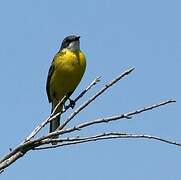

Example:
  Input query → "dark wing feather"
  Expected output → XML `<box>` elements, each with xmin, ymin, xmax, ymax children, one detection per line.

<box><xmin>46</xmin><ymin>63</ymin><xmax>54</xmax><ymax>103</ymax></box>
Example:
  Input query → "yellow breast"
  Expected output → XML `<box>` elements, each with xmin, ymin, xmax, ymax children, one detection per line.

<box><xmin>50</xmin><ymin>50</ymin><xmax>86</xmax><ymax>101</ymax></box>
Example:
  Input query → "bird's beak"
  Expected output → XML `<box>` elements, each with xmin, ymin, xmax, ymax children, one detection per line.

<box><xmin>76</xmin><ymin>36</ymin><xmax>81</xmax><ymax>40</ymax></box>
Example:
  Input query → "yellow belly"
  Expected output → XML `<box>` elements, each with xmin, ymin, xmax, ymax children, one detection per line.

<box><xmin>50</xmin><ymin>50</ymin><xmax>86</xmax><ymax>101</ymax></box>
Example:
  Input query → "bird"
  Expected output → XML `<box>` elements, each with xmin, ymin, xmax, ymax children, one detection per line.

<box><xmin>46</xmin><ymin>35</ymin><xmax>86</xmax><ymax>138</ymax></box>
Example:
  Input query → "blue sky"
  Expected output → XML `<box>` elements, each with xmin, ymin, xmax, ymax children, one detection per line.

<box><xmin>0</xmin><ymin>0</ymin><xmax>180</xmax><ymax>179</ymax></box>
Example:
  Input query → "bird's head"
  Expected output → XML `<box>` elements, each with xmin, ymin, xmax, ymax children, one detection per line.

<box><xmin>60</xmin><ymin>35</ymin><xmax>80</xmax><ymax>51</ymax></box>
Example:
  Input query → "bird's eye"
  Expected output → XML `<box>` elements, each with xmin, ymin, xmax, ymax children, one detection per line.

<box><xmin>67</xmin><ymin>40</ymin><xmax>72</xmax><ymax>44</ymax></box>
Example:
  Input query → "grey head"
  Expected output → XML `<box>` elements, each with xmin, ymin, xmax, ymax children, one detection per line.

<box><xmin>60</xmin><ymin>35</ymin><xmax>80</xmax><ymax>51</ymax></box>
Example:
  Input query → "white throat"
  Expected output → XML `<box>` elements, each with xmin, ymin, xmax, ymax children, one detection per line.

<box><xmin>67</xmin><ymin>41</ymin><xmax>80</xmax><ymax>51</ymax></box>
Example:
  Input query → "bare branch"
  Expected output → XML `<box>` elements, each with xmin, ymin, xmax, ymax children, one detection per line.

<box><xmin>62</xmin><ymin>76</ymin><xmax>101</xmax><ymax>112</ymax></box>
<box><xmin>0</xmin><ymin>76</ymin><xmax>102</xmax><ymax>172</ymax></box>
<box><xmin>78</xmin><ymin>99</ymin><xmax>176</xmax><ymax>128</ymax></box>
<box><xmin>39</xmin><ymin>99</ymin><xmax>175</xmax><ymax>139</ymax></box>
<box><xmin>23</xmin><ymin>76</ymin><xmax>101</xmax><ymax>142</ymax></box>
<box><xmin>0</xmin><ymin>67</ymin><xmax>178</xmax><ymax>174</ymax></box>
<box><xmin>34</xmin><ymin>132</ymin><xmax>181</xmax><ymax>150</ymax></box>
<box><xmin>58</xmin><ymin>67</ymin><xmax>135</xmax><ymax>130</ymax></box>
<box><xmin>0</xmin><ymin>151</ymin><xmax>25</xmax><ymax>170</ymax></box>
<box><xmin>23</xmin><ymin>96</ymin><xmax>66</xmax><ymax>143</ymax></box>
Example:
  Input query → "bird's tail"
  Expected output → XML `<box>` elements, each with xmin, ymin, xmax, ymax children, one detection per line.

<box><xmin>49</xmin><ymin>114</ymin><xmax>60</xmax><ymax>134</ymax></box>
<box><xmin>49</xmin><ymin>102</ymin><xmax>63</xmax><ymax>143</ymax></box>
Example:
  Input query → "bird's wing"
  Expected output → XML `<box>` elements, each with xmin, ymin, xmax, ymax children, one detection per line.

<box><xmin>46</xmin><ymin>51</ymin><xmax>65</xmax><ymax>103</ymax></box>
<box><xmin>46</xmin><ymin>52</ymin><xmax>61</xmax><ymax>103</ymax></box>
<box><xmin>46</xmin><ymin>62</ymin><xmax>55</xmax><ymax>103</ymax></box>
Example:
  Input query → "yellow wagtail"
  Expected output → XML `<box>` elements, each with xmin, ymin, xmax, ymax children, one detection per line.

<box><xmin>46</xmin><ymin>35</ymin><xmax>86</xmax><ymax>136</ymax></box>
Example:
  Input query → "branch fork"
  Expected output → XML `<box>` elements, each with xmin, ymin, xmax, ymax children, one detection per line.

<box><xmin>0</xmin><ymin>67</ymin><xmax>178</xmax><ymax>173</ymax></box>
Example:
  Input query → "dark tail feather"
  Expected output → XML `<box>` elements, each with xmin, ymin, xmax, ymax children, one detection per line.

<box><xmin>49</xmin><ymin>114</ymin><xmax>60</xmax><ymax>133</ymax></box>
<box><xmin>49</xmin><ymin>103</ymin><xmax>62</xmax><ymax>144</ymax></box>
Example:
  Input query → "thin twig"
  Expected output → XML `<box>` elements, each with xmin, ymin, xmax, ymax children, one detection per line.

<box><xmin>25</xmin><ymin>67</ymin><xmax>134</xmax><ymax>142</ymax></box>
<box><xmin>58</xmin><ymin>67</ymin><xmax>135</xmax><ymax>130</ymax></box>
<box><xmin>62</xmin><ymin>76</ymin><xmax>101</xmax><ymax>112</ymax></box>
<box><xmin>23</xmin><ymin>96</ymin><xmax>66</xmax><ymax>143</ymax></box>
<box><xmin>23</xmin><ymin>77</ymin><xmax>101</xmax><ymax>142</ymax></box>
<box><xmin>34</xmin><ymin>132</ymin><xmax>181</xmax><ymax>150</ymax></box>
<box><xmin>0</xmin><ymin>76</ymin><xmax>102</xmax><ymax>171</ymax></box>
<box><xmin>77</xmin><ymin>99</ymin><xmax>176</xmax><ymax>129</ymax></box>
<box><xmin>38</xmin><ymin>99</ymin><xmax>175</xmax><ymax>139</ymax></box>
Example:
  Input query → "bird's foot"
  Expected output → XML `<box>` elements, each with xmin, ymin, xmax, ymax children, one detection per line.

<box><xmin>69</xmin><ymin>98</ymin><xmax>75</xmax><ymax>109</ymax></box>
